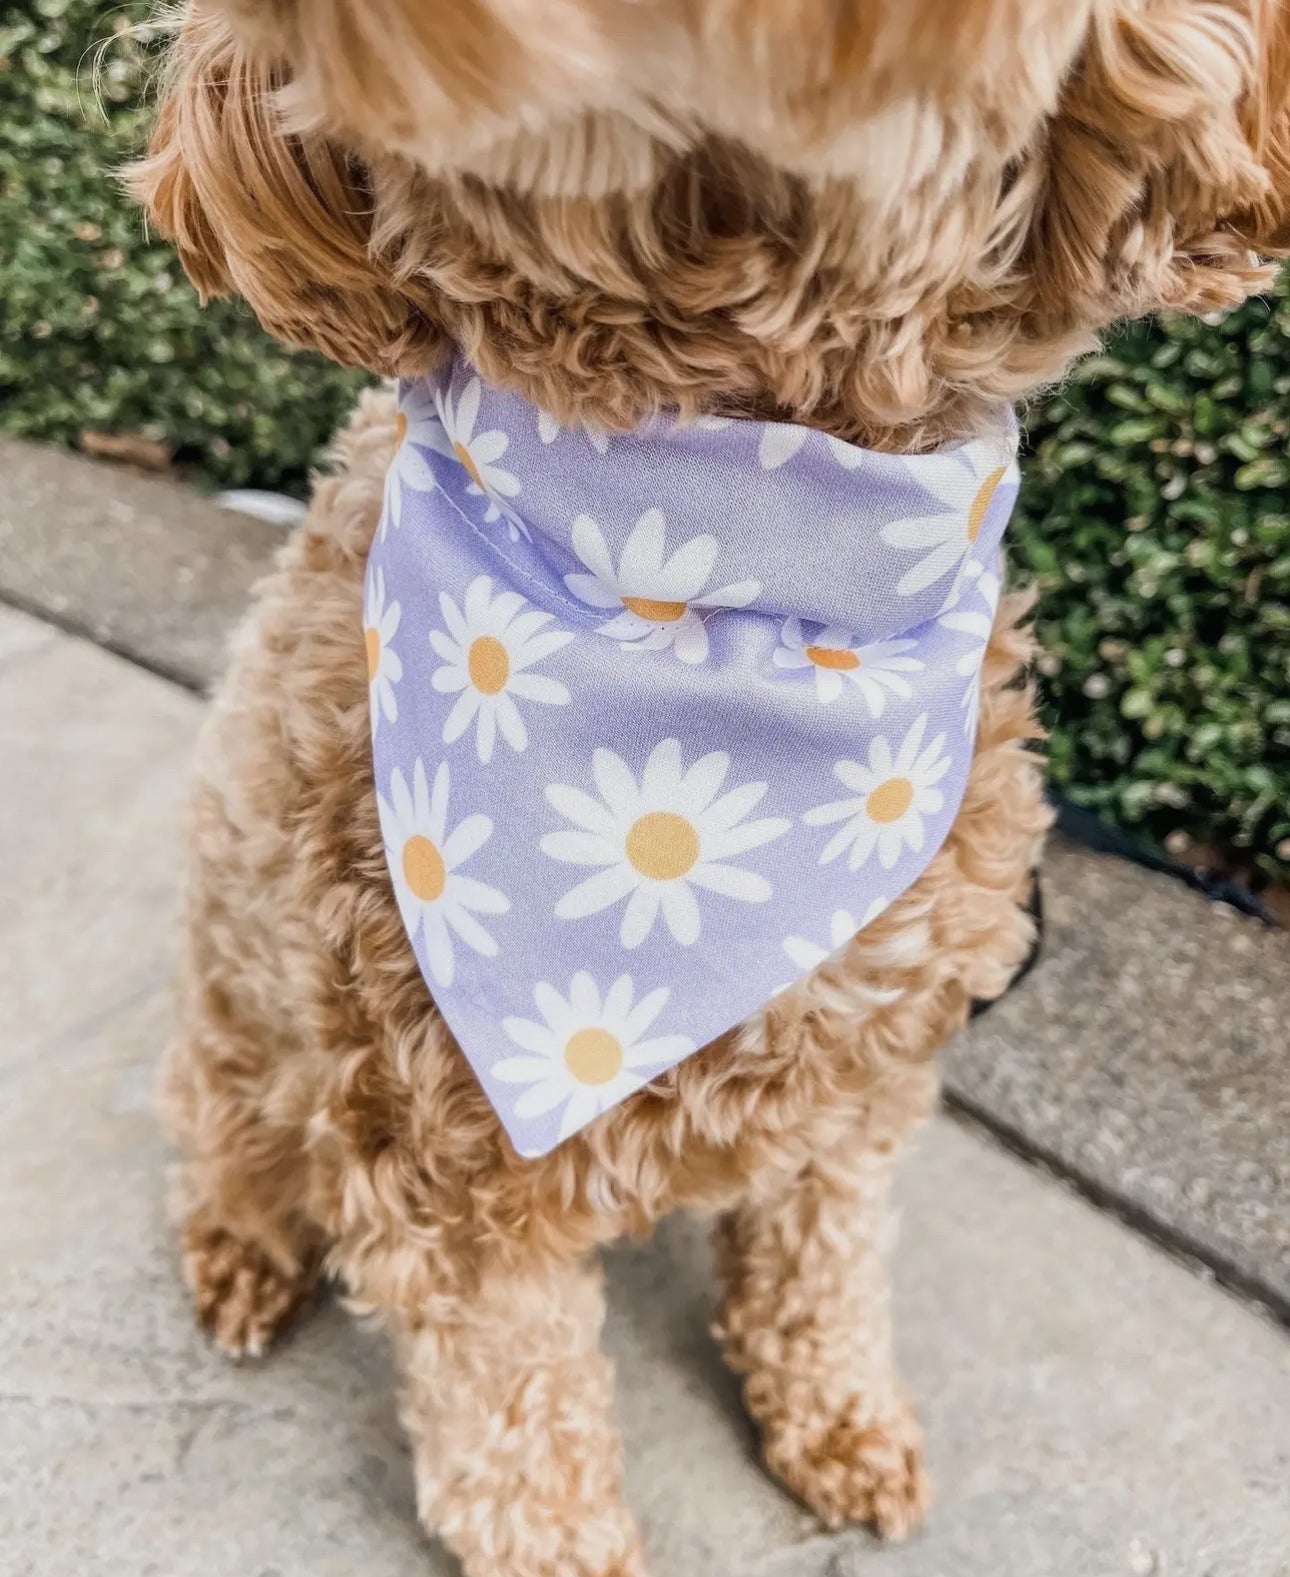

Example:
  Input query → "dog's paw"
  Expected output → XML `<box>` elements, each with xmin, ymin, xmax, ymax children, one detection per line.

<box><xmin>183</xmin><ymin>1223</ymin><xmax>317</xmax><ymax>1360</ymax></box>
<box><xmin>436</xmin><ymin>1506</ymin><xmax>648</xmax><ymax>1577</ymax></box>
<box><xmin>764</xmin><ymin>1397</ymin><xmax>930</xmax><ymax>1540</ymax></box>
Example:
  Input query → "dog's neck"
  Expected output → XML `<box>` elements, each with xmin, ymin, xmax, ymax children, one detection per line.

<box><xmin>390</xmin><ymin>139</ymin><xmax>1065</xmax><ymax>460</ymax></box>
<box><xmin>446</xmin><ymin>335</ymin><xmax>1009</xmax><ymax>461</ymax></box>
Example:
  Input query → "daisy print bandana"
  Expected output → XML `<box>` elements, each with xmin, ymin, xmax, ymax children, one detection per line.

<box><xmin>367</xmin><ymin>356</ymin><xmax>1019</xmax><ymax>1157</ymax></box>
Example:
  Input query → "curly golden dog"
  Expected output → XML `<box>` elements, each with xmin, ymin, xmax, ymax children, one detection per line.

<box><xmin>136</xmin><ymin>2</ymin><xmax>1290</xmax><ymax>1571</ymax></box>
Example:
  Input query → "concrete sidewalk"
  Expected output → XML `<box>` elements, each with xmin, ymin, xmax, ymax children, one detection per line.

<box><xmin>3</xmin><ymin>604</ymin><xmax>1289</xmax><ymax>1576</ymax></box>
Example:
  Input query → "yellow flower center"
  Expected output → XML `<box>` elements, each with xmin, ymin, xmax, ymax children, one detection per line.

<box><xmin>867</xmin><ymin>777</ymin><xmax>914</xmax><ymax>825</ymax></box>
<box><xmin>454</xmin><ymin>441</ymin><xmax>485</xmax><ymax>490</ymax></box>
<box><xmin>394</xmin><ymin>410</ymin><xmax>407</xmax><ymax>452</ymax></box>
<box><xmin>805</xmin><ymin>645</ymin><xmax>860</xmax><ymax>671</ymax></box>
<box><xmin>467</xmin><ymin>635</ymin><xmax>510</xmax><ymax>695</ymax></box>
<box><xmin>402</xmin><ymin>835</ymin><xmax>446</xmax><ymax>902</ymax></box>
<box><xmin>563</xmin><ymin>1027</ymin><xmax>624</xmax><ymax>1086</ymax></box>
<box><xmin>967</xmin><ymin>465</ymin><xmax>1008</xmax><ymax>543</ymax></box>
<box><xmin>621</xmin><ymin>596</ymin><xmax>687</xmax><ymax>624</ymax></box>
<box><xmin>626</xmin><ymin>811</ymin><xmax>700</xmax><ymax>882</ymax></box>
<box><xmin>364</xmin><ymin>626</ymin><xmax>382</xmax><ymax>680</ymax></box>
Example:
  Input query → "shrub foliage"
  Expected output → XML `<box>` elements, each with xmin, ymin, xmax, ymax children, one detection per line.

<box><xmin>1015</xmin><ymin>301</ymin><xmax>1290</xmax><ymax>883</ymax></box>
<box><xmin>2</xmin><ymin>0</ymin><xmax>1287</xmax><ymax>880</ymax></box>
<box><xmin>0</xmin><ymin>0</ymin><xmax>368</xmax><ymax>491</ymax></box>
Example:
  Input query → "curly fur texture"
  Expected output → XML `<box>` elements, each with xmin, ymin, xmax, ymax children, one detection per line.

<box><xmin>165</xmin><ymin>391</ymin><xmax>1046</xmax><ymax>1571</ymax></box>
<box><xmin>137</xmin><ymin>2</ymin><xmax>1290</xmax><ymax>1571</ymax></box>
<box><xmin>139</xmin><ymin>0</ymin><xmax>1290</xmax><ymax>446</ymax></box>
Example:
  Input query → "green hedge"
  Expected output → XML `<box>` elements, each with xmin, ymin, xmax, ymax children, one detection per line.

<box><xmin>0</xmin><ymin>0</ymin><xmax>368</xmax><ymax>491</ymax></box>
<box><xmin>1015</xmin><ymin>302</ymin><xmax>1290</xmax><ymax>884</ymax></box>
<box><xmin>2</xmin><ymin>0</ymin><xmax>1288</xmax><ymax>883</ymax></box>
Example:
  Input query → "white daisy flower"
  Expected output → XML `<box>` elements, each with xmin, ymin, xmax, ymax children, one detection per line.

<box><xmin>382</xmin><ymin>383</ymin><xmax>439</xmax><ymax>538</ymax></box>
<box><xmin>430</xmin><ymin>575</ymin><xmax>573</xmax><ymax>765</ymax></box>
<box><xmin>363</xmin><ymin>567</ymin><xmax>403</xmax><ymax>735</ymax></box>
<box><xmin>937</xmin><ymin>559</ymin><xmax>1002</xmax><ymax>736</ymax></box>
<box><xmin>772</xmin><ymin>620</ymin><xmax>924</xmax><ymax>715</ymax></box>
<box><xmin>804</xmin><ymin>714</ymin><xmax>953</xmax><ymax>872</ymax></box>
<box><xmin>757</xmin><ymin>424</ymin><xmax>865</xmax><ymax>471</ymax></box>
<box><xmin>542</xmin><ymin>738</ymin><xmax>790</xmax><ymax>948</ymax></box>
<box><xmin>564</xmin><ymin>509</ymin><xmax>761</xmax><ymax>665</ymax></box>
<box><xmin>537</xmin><ymin>408</ymin><xmax>610</xmax><ymax>454</ymax></box>
<box><xmin>781</xmin><ymin>897</ymin><xmax>890</xmax><ymax>975</ymax></box>
<box><xmin>429</xmin><ymin>375</ymin><xmax>527</xmax><ymax>538</ymax></box>
<box><xmin>377</xmin><ymin>759</ymin><xmax>509</xmax><ymax>987</ymax></box>
<box><xmin>494</xmin><ymin>973</ymin><xmax>694</xmax><ymax>1142</ymax></box>
<box><xmin>882</xmin><ymin>444</ymin><xmax>1017</xmax><ymax>599</ymax></box>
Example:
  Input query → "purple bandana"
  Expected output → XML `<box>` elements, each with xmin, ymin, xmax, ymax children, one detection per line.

<box><xmin>365</xmin><ymin>357</ymin><xmax>1019</xmax><ymax>1157</ymax></box>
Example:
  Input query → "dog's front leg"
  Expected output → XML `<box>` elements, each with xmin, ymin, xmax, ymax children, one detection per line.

<box><xmin>713</xmin><ymin>1141</ymin><xmax>930</xmax><ymax>1540</ymax></box>
<box><xmin>390</xmin><ymin>1254</ymin><xmax>646</xmax><ymax>1577</ymax></box>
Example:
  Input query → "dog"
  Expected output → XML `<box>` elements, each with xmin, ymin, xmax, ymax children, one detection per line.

<box><xmin>135</xmin><ymin>3</ymin><xmax>1290</xmax><ymax>1572</ymax></box>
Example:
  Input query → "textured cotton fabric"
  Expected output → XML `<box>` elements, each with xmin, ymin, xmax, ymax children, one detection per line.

<box><xmin>365</xmin><ymin>358</ymin><xmax>1019</xmax><ymax>1157</ymax></box>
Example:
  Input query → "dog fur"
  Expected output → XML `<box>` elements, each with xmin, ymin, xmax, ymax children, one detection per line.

<box><xmin>136</xmin><ymin>3</ymin><xmax>1290</xmax><ymax>1572</ymax></box>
